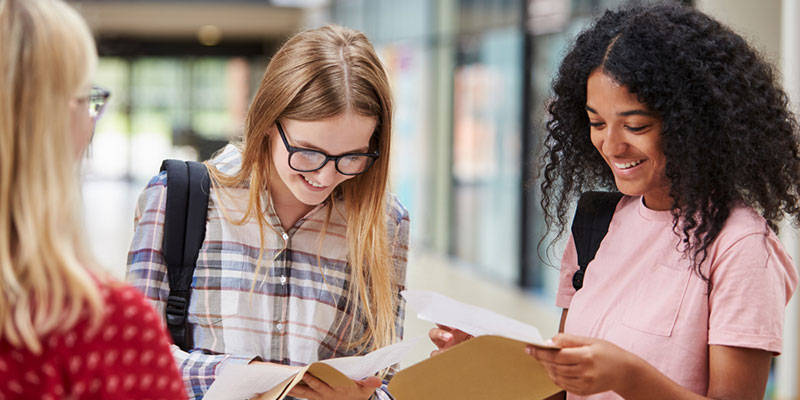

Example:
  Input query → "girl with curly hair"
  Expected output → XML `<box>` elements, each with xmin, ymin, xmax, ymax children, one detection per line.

<box><xmin>429</xmin><ymin>2</ymin><xmax>799</xmax><ymax>399</ymax></box>
<box><xmin>525</xmin><ymin>3</ymin><xmax>800</xmax><ymax>399</ymax></box>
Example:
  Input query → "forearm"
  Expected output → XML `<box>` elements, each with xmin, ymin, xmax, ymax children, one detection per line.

<box><xmin>615</xmin><ymin>352</ymin><xmax>768</xmax><ymax>400</ymax></box>
<box><xmin>614</xmin><ymin>354</ymin><xmax>707</xmax><ymax>400</ymax></box>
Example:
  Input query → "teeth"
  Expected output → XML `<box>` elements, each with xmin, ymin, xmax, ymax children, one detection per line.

<box><xmin>614</xmin><ymin>160</ymin><xmax>644</xmax><ymax>169</ymax></box>
<box><xmin>303</xmin><ymin>175</ymin><xmax>324</xmax><ymax>188</ymax></box>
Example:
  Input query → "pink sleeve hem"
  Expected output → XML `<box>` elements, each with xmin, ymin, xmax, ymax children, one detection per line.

<box><xmin>555</xmin><ymin>293</ymin><xmax>573</xmax><ymax>309</ymax></box>
<box><xmin>708</xmin><ymin>332</ymin><xmax>782</xmax><ymax>355</ymax></box>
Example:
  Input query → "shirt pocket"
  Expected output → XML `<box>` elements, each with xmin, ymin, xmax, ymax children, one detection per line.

<box><xmin>622</xmin><ymin>263</ymin><xmax>691</xmax><ymax>336</ymax></box>
<box><xmin>190</xmin><ymin>248</ymin><xmax>246</xmax><ymax>325</ymax></box>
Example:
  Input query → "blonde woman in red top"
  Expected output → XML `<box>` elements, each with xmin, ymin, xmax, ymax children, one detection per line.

<box><xmin>0</xmin><ymin>0</ymin><xmax>186</xmax><ymax>398</ymax></box>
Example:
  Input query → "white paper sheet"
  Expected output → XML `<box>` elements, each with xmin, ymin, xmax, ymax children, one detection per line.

<box><xmin>204</xmin><ymin>337</ymin><xmax>422</xmax><ymax>400</ymax></box>
<box><xmin>319</xmin><ymin>336</ymin><xmax>422</xmax><ymax>380</ymax></box>
<box><xmin>401</xmin><ymin>289</ymin><xmax>550</xmax><ymax>346</ymax></box>
<box><xmin>204</xmin><ymin>362</ymin><xmax>300</xmax><ymax>400</ymax></box>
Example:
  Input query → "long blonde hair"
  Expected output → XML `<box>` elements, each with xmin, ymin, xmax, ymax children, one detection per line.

<box><xmin>0</xmin><ymin>0</ymin><xmax>103</xmax><ymax>353</ymax></box>
<box><xmin>207</xmin><ymin>25</ymin><xmax>397</xmax><ymax>351</ymax></box>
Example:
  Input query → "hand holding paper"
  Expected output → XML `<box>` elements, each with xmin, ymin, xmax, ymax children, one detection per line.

<box><xmin>428</xmin><ymin>324</ymin><xmax>473</xmax><ymax>356</ymax></box>
<box><xmin>287</xmin><ymin>373</ymin><xmax>382</xmax><ymax>400</ymax></box>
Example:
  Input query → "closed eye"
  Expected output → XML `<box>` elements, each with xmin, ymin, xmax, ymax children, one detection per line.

<box><xmin>625</xmin><ymin>125</ymin><xmax>650</xmax><ymax>133</ymax></box>
<box><xmin>589</xmin><ymin>122</ymin><xmax>605</xmax><ymax>128</ymax></box>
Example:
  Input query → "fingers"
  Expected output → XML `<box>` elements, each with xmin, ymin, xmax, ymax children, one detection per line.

<box><xmin>353</xmin><ymin>376</ymin><xmax>380</xmax><ymax>398</ymax></box>
<box><xmin>303</xmin><ymin>373</ymin><xmax>331</xmax><ymax>392</ymax></box>
<box><xmin>289</xmin><ymin>373</ymin><xmax>381</xmax><ymax>399</ymax></box>
<box><xmin>286</xmin><ymin>384</ymin><xmax>313</xmax><ymax>399</ymax></box>
<box><xmin>286</xmin><ymin>373</ymin><xmax>332</xmax><ymax>399</ymax></box>
<box><xmin>551</xmin><ymin>333</ymin><xmax>593</xmax><ymax>348</ymax></box>
<box><xmin>428</xmin><ymin>326</ymin><xmax>474</xmax><ymax>357</ymax></box>
<box><xmin>428</xmin><ymin>327</ymin><xmax>454</xmax><ymax>349</ymax></box>
<box><xmin>528</xmin><ymin>344</ymin><xmax>586</xmax><ymax>366</ymax></box>
<box><xmin>357</xmin><ymin>376</ymin><xmax>383</xmax><ymax>389</ymax></box>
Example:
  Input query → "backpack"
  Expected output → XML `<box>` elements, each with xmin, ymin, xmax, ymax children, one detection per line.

<box><xmin>160</xmin><ymin>159</ymin><xmax>210</xmax><ymax>351</ymax></box>
<box><xmin>570</xmin><ymin>191</ymin><xmax>624</xmax><ymax>291</ymax></box>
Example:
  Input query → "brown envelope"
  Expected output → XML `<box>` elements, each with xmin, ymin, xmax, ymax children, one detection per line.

<box><xmin>387</xmin><ymin>335</ymin><xmax>562</xmax><ymax>400</ymax></box>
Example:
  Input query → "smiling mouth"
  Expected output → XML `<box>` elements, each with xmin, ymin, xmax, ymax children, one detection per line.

<box><xmin>302</xmin><ymin>175</ymin><xmax>325</xmax><ymax>188</ymax></box>
<box><xmin>613</xmin><ymin>159</ymin><xmax>644</xmax><ymax>170</ymax></box>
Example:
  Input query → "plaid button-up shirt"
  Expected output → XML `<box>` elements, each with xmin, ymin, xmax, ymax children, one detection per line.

<box><xmin>127</xmin><ymin>145</ymin><xmax>409</xmax><ymax>399</ymax></box>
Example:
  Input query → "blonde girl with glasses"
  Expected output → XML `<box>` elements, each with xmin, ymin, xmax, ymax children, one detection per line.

<box><xmin>127</xmin><ymin>25</ymin><xmax>409</xmax><ymax>400</ymax></box>
<box><xmin>0</xmin><ymin>0</ymin><xmax>186</xmax><ymax>398</ymax></box>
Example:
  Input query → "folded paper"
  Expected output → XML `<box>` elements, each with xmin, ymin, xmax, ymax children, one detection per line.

<box><xmin>204</xmin><ymin>337</ymin><xmax>422</xmax><ymax>400</ymax></box>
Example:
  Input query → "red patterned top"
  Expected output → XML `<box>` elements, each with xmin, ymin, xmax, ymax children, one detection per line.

<box><xmin>0</xmin><ymin>281</ymin><xmax>187</xmax><ymax>400</ymax></box>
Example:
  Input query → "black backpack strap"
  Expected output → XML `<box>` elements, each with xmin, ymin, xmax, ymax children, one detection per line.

<box><xmin>570</xmin><ymin>191</ymin><xmax>624</xmax><ymax>291</ymax></box>
<box><xmin>160</xmin><ymin>159</ymin><xmax>210</xmax><ymax>351</ymax></box>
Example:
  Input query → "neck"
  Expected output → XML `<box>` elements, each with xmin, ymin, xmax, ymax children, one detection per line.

<box><xmin>643</xmin><ymin>188</ymin><xmax>672</xmax><ymax>211</ymax></box>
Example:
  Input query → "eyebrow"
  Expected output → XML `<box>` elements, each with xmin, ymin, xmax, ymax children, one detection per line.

<box><xmin>585</xmin><ymin>105</ymin><xmax>656</xmax><ymax>117</ymax></box>
<box><xmin>294</xmin><ymin>139</ymin><xmax>370</xmax><ymax>155</ymax></box>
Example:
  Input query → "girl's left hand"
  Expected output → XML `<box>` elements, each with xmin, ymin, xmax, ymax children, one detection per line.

<box><xmin>287</xmin><ymin>373</ymin><xmax>382</xmax><ymax>400</ymax></box>
<box><xmin>527</xmin><ymin>333</ymin><xmax>636</xmax><ymax>396</ymax></box>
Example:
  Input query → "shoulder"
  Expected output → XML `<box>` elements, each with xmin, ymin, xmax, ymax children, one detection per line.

<box><xmin>145</xmin><ymin>170</ymin><xmax>168</xmax><ymax>190</ymax></box>
<box><xmin>714</xmin><ymin>205</ymin><xmax>773</xmax><ymax>248</ymax></box>
<box><xmin>137</xmin><ymin>170</ymin><xmax>168</xmax><ymax>205</ymax></box>
<box><xmin>207</xmin><ymin>143</ymin><xmax>244</xmax><ymax>175</ymax></box>
<box><xmin>41</xmin><ymin>281</ymin><xmax>167</xmax><ymax>356</ymax></box>
<box><xmin>708</xmin><ymin>204</ymin><xmax>794</xmax><ymax>276</ymax></box>
<box><xmin>100</xmin><ymin>282</ymin><xmax>166</xmax><ymax>333</ymax></box>
<box><xmin>385</xmin><ymin>192</ymin><xmax>409</xmax><ymax>226</ymax></box>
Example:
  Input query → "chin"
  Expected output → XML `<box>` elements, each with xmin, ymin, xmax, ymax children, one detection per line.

<box><xmin>293</xmin><ymin>190</ymin><xmax>330</xmax><ymax>206</ymax></box>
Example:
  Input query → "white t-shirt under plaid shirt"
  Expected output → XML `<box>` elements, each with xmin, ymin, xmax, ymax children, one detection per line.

<box><xmin>126</xmin><ymin>145</ymin><xmax>410</xmax><ymax>399</ymax></box>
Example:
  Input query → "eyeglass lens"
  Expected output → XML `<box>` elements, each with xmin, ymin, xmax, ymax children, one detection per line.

<box><xmin>88</xmin><ymin>87</ymin><xmax>110</xmax><ymax>120</ymax></box>
<box><xmin>290</xmin><ymin>151</ymin><xmax>373</xmax><ymax>175</ymax></box>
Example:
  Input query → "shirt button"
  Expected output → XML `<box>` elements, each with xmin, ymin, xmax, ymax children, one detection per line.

<box><xmin>282</xmin><ymin>233</ymin><xmax>289</xmax><ymax>241</ymax></box>
<box><xmin>276</xmin><ymin>323</ymin><xmax>283</xmax><ymax>332</ymax></box>
<box><xmin>280</xmin><ymin>276</ymin><xmax>287</xmax><ymax>284</ymax></box>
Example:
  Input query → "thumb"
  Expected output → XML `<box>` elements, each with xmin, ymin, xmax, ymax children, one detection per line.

<box><xmin>358</xmin><ymin>376</ymin><xmax>383</xmax><ymax>388</ymax></box>
<box><xmin>551</xmin><ymin>333</ymin><xmax>594</xmax><ymax>349</ymax></box>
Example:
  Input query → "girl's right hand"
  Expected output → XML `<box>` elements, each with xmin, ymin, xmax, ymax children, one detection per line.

<box><xmin>428</xmin><ymin>324</ymin><xmax>473</xmax><ymax>357</ymax></box>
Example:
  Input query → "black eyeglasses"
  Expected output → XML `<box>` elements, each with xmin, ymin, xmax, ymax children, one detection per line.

<box><xmin>87</xmin><ymin>85</ymin><xmax>111</xmax><ymax>120</ymax></box>
<box><xmin>276</xmin><ymin>121</ymin><xmax>379</xmax><ymax>176</ymax></box>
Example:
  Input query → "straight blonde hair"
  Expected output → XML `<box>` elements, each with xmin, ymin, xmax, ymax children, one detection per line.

<box><xmin>0</xmin><ymin>0</ymin><xmax>103</xmax><ymax>354</ymax></box>
<box><xmin>207</xmin><ymin>25</ymin><xmax>397</xmax><ymax>351</ymax></box>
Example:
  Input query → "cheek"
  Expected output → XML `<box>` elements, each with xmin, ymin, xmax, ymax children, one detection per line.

<box><xmin>271</xmin><ymin>140</ymin><xmax>290</xmax><ymax>172</ymax></box>
<box><xmin>69</xmin><ymin>103</ymin><xmax>93</xmax><ymax>157</ymax></box>
<box><xmin>329</xmin><ymin>174</ymin><xmax>355</xmax><ymax>190</ymax></box>
<box><xmin>589</xmin><ymin>131</ymin><xmax>603</xmax><ymax>154</ymax></box>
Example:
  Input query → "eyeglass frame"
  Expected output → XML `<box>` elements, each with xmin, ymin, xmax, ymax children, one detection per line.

<box><xmin>275</xmin><ymin>121</ymin><xmax>379</xmax><ymax>176</ymax></box>
<box><xmin>85</xmin><ymin>85</ymin><xmax>110</xmax><ymax>121</ymax></box>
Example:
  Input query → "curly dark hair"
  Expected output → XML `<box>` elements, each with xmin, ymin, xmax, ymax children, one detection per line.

<box><xmin>540</xmin><ymin>2</ymin><xmax>800</xmax><ymax>281</ymax></box>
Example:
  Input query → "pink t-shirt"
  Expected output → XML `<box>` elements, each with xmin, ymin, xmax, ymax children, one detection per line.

<box><xmin>556</xmin><ymin>196</ymin><xmax>798</xmax><ymax>399</ymax></box>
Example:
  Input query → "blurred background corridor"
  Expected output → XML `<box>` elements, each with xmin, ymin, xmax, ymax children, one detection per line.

<box><xmin>72</xmin><ymin>0</ymin><xmax>800</xmax><ymax>398</ymax></box>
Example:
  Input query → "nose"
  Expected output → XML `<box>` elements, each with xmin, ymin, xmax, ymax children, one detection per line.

<box><xmin>601</xmin><ymin>124</ymin><xmax>627</xmax><ymax>157</ymax></box>
<box><xmin>312</xmin><ymin>160</ymin><xmax>339</xmax><ymax>186</ymax></box>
